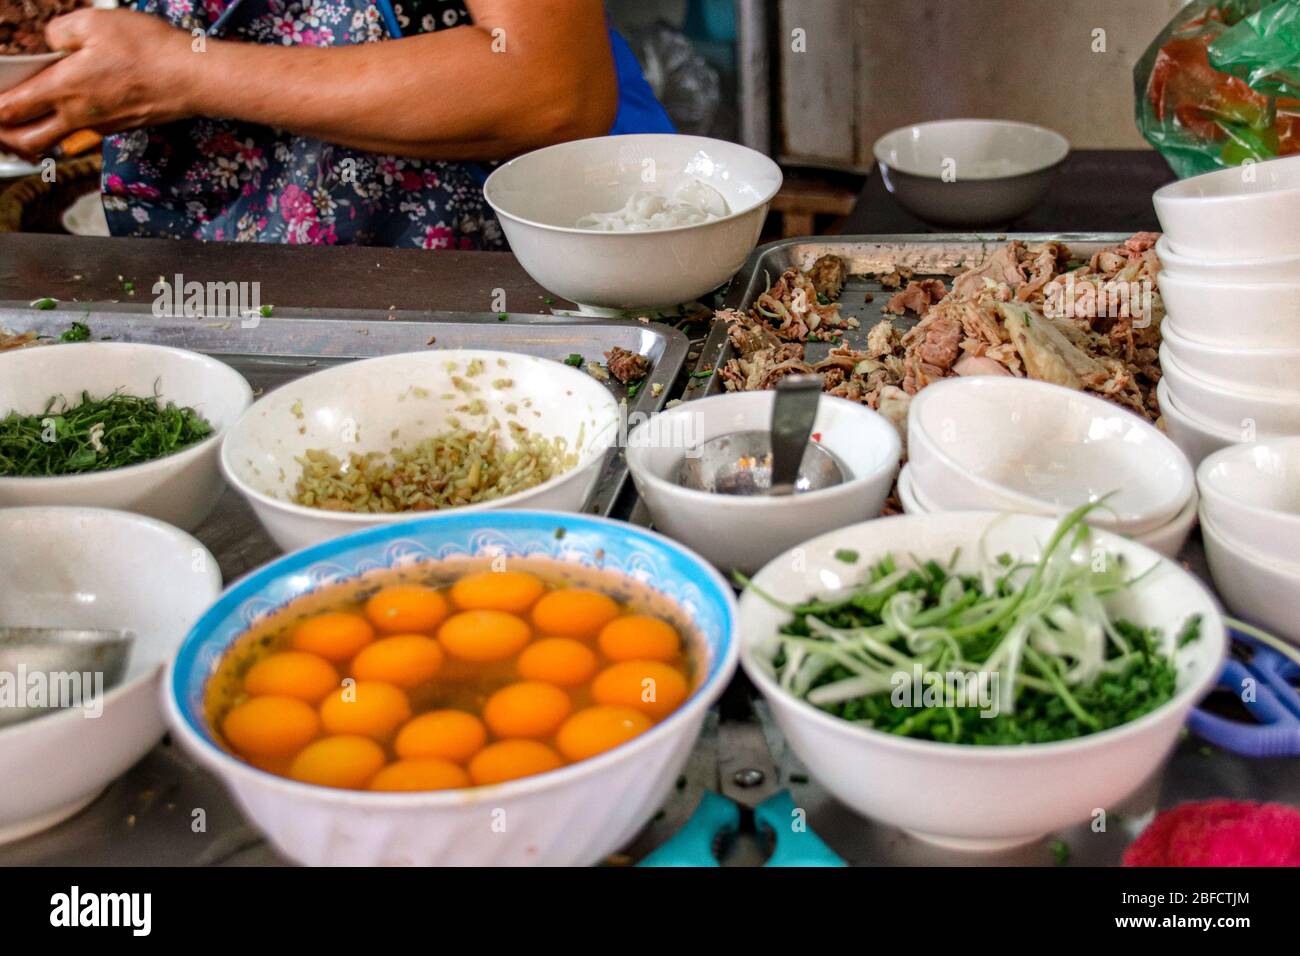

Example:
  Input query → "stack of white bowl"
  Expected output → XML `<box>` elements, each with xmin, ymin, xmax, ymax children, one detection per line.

<box><xmin>1153</xmin><ymin>155</ymin><xmax>1300</xmax><ymax>467</ymax></box>
<box><xmin>1197</xmin><ymin>438</ymin><xmax>1300</xmax><ymax>644</ymax></box>
<box><xmin>901</xmin><ymin>377</ymin><xmax>1198</xmax><ymax>558</ymax></box>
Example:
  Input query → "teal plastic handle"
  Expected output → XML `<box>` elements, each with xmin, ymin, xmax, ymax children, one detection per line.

<box><xmin>756</xmin><ymin>790</ymin><xmax>847</xmax><ymax>867</ymax></box>
<box><xmin>637</xmin><ymin>791</ymin><xmax>739</xmax><ymax>867</ymax></box>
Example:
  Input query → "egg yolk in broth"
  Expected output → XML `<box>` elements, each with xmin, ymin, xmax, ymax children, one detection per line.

<box><xmin>205</xmin><ymin>565</ymin><xmax>696</xmax><ymax>791</ymax></box>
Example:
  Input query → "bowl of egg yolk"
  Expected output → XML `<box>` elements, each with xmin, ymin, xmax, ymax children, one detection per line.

<box><xmin>165</xmin><ymin>509</ymin><xmax>737</xmax><ymax>866</ymax></box>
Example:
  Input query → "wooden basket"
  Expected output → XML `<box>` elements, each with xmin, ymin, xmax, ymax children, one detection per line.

<box><xmin>0</xmin><ymin>153</ymin><xmax>103</xmax><ymax>233</ymax></box>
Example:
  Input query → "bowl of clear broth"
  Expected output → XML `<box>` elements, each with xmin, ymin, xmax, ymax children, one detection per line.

<box><xmin>165</xmin><ymin>509</ymin><xmax>737</xmax><ymax>866</ymax></box>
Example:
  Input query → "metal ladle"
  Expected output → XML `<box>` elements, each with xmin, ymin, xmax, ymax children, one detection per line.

<box><xmin>678</xmin><ymin>375</ymin><xmax>846</xmax><ymax>496</ymax></box>
<box><xmin>0</xmin><ymin>627</ymin><xmax>134</xmax><ymax>729</ymax></box>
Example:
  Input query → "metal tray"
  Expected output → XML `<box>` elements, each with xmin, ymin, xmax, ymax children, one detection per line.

<box><xmin>1</xmin><ymin>304</ymin><xmax>689</xmax><ymax>576</ymax></box>
<box><xmin>685</xmin><ymin>233</ymin><xmax>1135</xmax><ymax>398</ymax></box>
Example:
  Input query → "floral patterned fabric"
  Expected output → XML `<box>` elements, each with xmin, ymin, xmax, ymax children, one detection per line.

<box><xmin>102</xmin><ymin>0</ymin><xmax>507</xmax><ymax>248</ymax></box>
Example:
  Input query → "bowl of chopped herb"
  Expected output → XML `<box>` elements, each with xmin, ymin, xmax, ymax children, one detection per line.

<box><xmin>220</xmin><ymin>349</ymin><xmax>620</xmax><ymax>552</ymax></box>
<box><xmin>738</xmin><ymin>507</ymin><xmax>1226</xmax><ymax>851</ymax></box>
<box><xmin>0</xmin><ymin>342</ymin><xmax>253</xmax><ymax>530</ymax></box>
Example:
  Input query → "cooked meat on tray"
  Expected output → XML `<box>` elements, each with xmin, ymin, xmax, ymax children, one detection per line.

<box><xmin>0</xmin><ymin>0</ymin><xmax>84</xmax><ymax>55</ymax></box>
<box><xmin>719</xmin><ymin>232</ymin><xmax>1164</xmax><ymax>426</ymax></box>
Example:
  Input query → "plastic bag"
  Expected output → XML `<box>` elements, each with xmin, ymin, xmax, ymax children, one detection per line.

<box><xmin>629</xmin><ymin>21</ymin><xmax>721</xmax><ymax>137</ymax></box>
<box><xmin>1135</xmin><ymin>0</ymin><xmax>1300</xmax><ymax>177</ymax></box>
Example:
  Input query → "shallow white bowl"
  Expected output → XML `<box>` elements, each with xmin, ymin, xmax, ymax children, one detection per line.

<box><xmin>898</xmin><ymin>465</ymin><xmax>1198</xmax><ymax>560</ymax></box>
<box><xmin>0</xmin><ymin>51</ymin><xmax>62</xmax><ymax>95</ymax></box>
<box><xmin>165</xmin><ymin>510</ymin><xmax>737</xmax><ymax>866</ymax></box>
<box><xmin>1154</xmin><ymin>155</ymin><xmax>1300</xmax><ymax>260</ymax></box>
<box><xmin>625</xmin><ymin>391</ymin><xmax>901</xmax><ymax>575</ymax></box>
<box><xmin>1157</xmin><ymin>379</ymin><xmax>1243</xmax><ymax>468</ymax></box>
<box><xmin>0</xmin><ymin>342</ymin><xmax>253</xmax><ymax>530</ymax></box>
<box><xmin>1155</xmin><ymin>235</ymin><xmax>1300</xmax><ymax>283</ymax></box>
<box><xmin>1156</xmin><ymin>270</ymin><xmax>1300</xmax><ymax>349</ymax></box>
<box><xmin>484</xmin><ymin>134</ymin><xmax>781</xmax><ymax>313</ymax></box>
<box><xmin>1201</xmin><ymin>512</ymin><xmax>1300</xmax><ymax>645</ymax></box>
<box><xmin>0</xmin><ymin>506</ymin><xmax>221</xmax><ymax>843</ymax></box>
<box><xmin>221</xmin><ymin>349</ymin><xmax>620</xmax><ymax>553</ymax></box>
<box><xmin>1161</xmin><ymin>320</ymin><xmax>1300</xmax><ymax>394</ymax></box>
<box><xmin>873</xmin><ymin>119</ymin><xmax>1068</xmax><ymax>227</ymax></box>
<box><xmin>907</xmin><ymin>376</ymin><xmax>1192</xmax><ymax>535</ymax></box>
<box><xmin>739</xmin><ymin>511</ymin><xmax>1226</xmax><ymax>849</ymax></box>
<box><xmin>1160</xmin><ymin>344</ymin><xmax>1300</xmax><ymax>434</ymax></box>
<box><xmin>1198</xmin><ymin>438</ymin><xmax>1300</xmax><ymax>565</ymax></box>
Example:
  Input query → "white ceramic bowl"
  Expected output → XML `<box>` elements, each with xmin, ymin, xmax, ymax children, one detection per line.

<box><xmin>739</xmin><ymin>511</ymin><xmax>1226</xmax><ymax>849</ymax></box>
<box><xmin>1201</xmin><ymin>512</ymin><xmax>1300</xmax><ymax>645</ymax></box>
<box><xmin>1153</xmin><ymin>155</ymin><xmax>1300</xmax><ymax>260</ymax></box>
<box><xmin>1158</xmin><ymin>379</ymin><xmax>1243</xmax><ymax>468</ymax></box>
<box><xmin>0</xmin><ymin>342</ymin><xmax>253</xmax><ymax>530</ymax></box>
<box><xmin>873</xmin><ymin>119</ymin><xmax>1068</xmax><ymax>227</ymax></box>
<box><xmin>625</xmin><ymin>391</ymin><xmax>901</xmax><ymax>575</ymax></box>
<box><xmin>1156</xmin><ymin>270</ymin><xmax>1300</xmax><ymax>349</ymax></box>
<box><xmin>164</xmin><ymin>510</ymin><xmax>738</xmax><ymax>866</ymax></box>
<box><xmin>0</xmin><ymin>506</ymin><xmax>221</xmax><ymax>843</ymax></box>
<box><xmin>1160</xmin><ymin>344</ymin><xmax>1300</xmax><ymax>434</ymax></box>
<box><xmin>898</xmin><ymin>465</ymin><xmax>1198</xmax><ymax>560</ymax></box>
<box><xmin>0</xmin><ymin>51</ymin><xmax>62</xmax><ymax>95</ymax></box>
<box><xmin>221</xmin><ymin>349</ymin><xmax>620</xmax><ymax>553</ymax></box>
<box><xmin>1155</xmin><ymin>235</ymin><xmax>1300</xmax><ymax>283</ymax></box>
<box><xmin>907</xmin><ymin>376</ymin><xmax>1193</xmax><ymax>535</ymax></box>
<box><xmin>484</xmin><ymin>134</ymin><xmax>781</xmax><ymax>313</ymax></box>
<box><xmin>1198</xmin><ymin>438</ymin><xmax>1300</xmax><ymax>565</ymax></box>
<box><xmin>1161</xmin><ymin>320</ymin><xmax>1300</xmax><ymax>394</ymax></box>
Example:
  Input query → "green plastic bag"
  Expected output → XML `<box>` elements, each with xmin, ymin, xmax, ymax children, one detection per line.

<box><xmin>1135</xmin><ymin>0</ymin><xmax>1300</xmax><ymax>177</ymax></box>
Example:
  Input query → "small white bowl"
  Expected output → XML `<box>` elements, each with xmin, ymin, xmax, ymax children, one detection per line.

<box><xmin>485</xmin><ymin>134</ymin><xmax>781</xmax><ymax>313</ymax></box>
<box><xmin>1156</xmin><ymin>270</ymin><xmax>1300</xmax><ymax>349</ymax></box>
<box><xmin>873</xmin><ymin>119</ymin><xmax>1068</xmax><ymax>227</ymax></box>
<box><xmin>0</xmin><ymin>51</ymin><xmax>62</xmax><ymax>95</ymax></box>
<box><xmin>1154</xmin><ymin>155</ymin><xmax>1300</xmax><ymax>260</ymax></box>
<box><xmin>0</xmin><ymin>506</ymin><xmax>221</xmax><ymax>843</ymax></box>
<box><xmin>739</xmin><ymin>511</ymin><xmax>1226</xmax><ymax>849</ymax></box>
<box><xmin>1157</xmin><ymin>379</ymin><xmax>1243</xmax><ymax>468</ymax></box>
<box><xmin>0</xmin><ymin>342</ymin><xmax>253</xmax><ymax>530</ymax></box>
<box><xmin>898</xmin><ymin>465</ymin><xmax>1198</xmax><ymax>560</ymax></box>
<box><xmin>625</xmin><ymin>391</ymin><xmax>901</xmax><ymax>575</ymax></box>
<box><xmin>221</xmin><ymin>349</ymin><xmax>620</xmax><ymax>553</ymax></box>
<box><xmin>1201</xmin><ymin>512</ymin><xmax>1300</xmax><ymax>645</ymax></box>
<box><xmin>1155</xmin><ymin>235</ymin><xmax>1300</xmax><ymax>283</ymax></box>
<box><xmin>907</xmin><ymin>376</ymin><xmax>1193</xmax><ymax>535</ymax></box>
<box><xmin>1161</xmin><ymin>320</ymin><xmax>1300</xmax><ymax>394</ymax></box>
<box><xmin>1198</xmin><ymin>438</ymin><xmax>1300</xmax><ymax>566</ymax></box>
<box><xmin>1160</xmin><ymin>344</ymin><xmax>1300</xmax><ymax>434</ymax></box>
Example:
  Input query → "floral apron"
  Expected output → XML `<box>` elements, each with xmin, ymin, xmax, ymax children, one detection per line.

<box><xmin>102</xmin><ymin>0</ymin><xmax>505</xmax><ymax>247</ymax></box>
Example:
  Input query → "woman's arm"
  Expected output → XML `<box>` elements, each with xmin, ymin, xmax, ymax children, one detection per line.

<box><xmin>0</xmin><ymin>0</ymin><xmax>618</xmax><ymax>159</ymax></box>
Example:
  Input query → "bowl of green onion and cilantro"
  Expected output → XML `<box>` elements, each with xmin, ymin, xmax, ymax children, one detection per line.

<box><xmin>737</xmin><ymin>504</ymin><xmax>1226</xmax><ymax>851</ymax></box>
<box><xmin>0</xmin><ymin>342</ymin><xmax>253</xmax><ymax>530</ymax></box>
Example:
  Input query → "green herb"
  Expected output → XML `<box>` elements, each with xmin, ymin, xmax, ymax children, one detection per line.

<box><xmin>30</xmin><ymin>297</ymin><xmax>56</xmax><ymax>310</ymax></box>
<box><xmin>563</xmin><ymin>354</ymin><xmax>583</xmax><ymax>367</ymax></box>
<box><xmin>816</xmin><ymin>292</ymin><xmax>831</xmax><ymax>305</ymax></box>
<box><xmin>690</xmin><ymin>368</ymin><xmax>714</xmax><ymax>378</ymax></box>
<box><xmin>259</xmin><ymin>304</ymin><xmax>274</xmax><ymax>318</ymax></box>
<box><xmin>1049</xmin><ymin>840</ymin><xmax>1070</xmax><ymax>865</ymax></box>
<box><xmin>744</xmin><ymin>503</ymin><xmax>1195</xmax><ymax>746</ymax></box>
<box><xmin>0</xmin><ymin>389</ymin><xmax>214</xmax><ymax>476</ymax></box>
<box><xmin>543</xmin><ymin>296</ymin><xmax>556</xmax><ymax>305</ymax></box>
<box><xmin>834</xmin><ymin>549</ymin><xmax>860</xmax><ymax>564</ymax></box>
<box><xmin>59</xmin><ymin>322</ymin><xmax>91</xmax><ymax>342</ymax></box>
<box><xmin>498</xmin><ymin>312</ymin><xmax>509</xmax><ymax>321</ymax></box>
<box><xmin>626</xmin><ymin>381</ymin><xmax>641</xmax><ymax>399</ymax></box>
<box><xmin>122</xmin><ymin>280</ymin><xmax>134</xmax><ymax>294</ymax></box>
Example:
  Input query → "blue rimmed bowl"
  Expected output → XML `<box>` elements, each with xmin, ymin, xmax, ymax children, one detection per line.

<box><xmin>164</xmin><ymin>510</ymin><xmax>737</xmax><ymax>866</ymax></box>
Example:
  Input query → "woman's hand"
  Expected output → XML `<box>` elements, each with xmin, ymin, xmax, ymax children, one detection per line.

<box><xmin>0</xmin><ymin>9</ymin><xmax>197</xmax><ymax>158</ymax></box>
